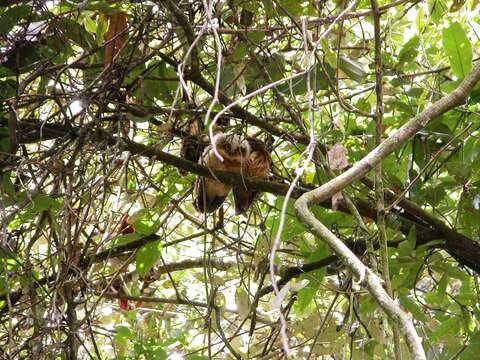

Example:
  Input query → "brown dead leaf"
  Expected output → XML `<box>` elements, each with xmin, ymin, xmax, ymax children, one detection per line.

<box><xmin>104</xmin><ymin>12</ymin><xmax>127</xmax><ymax>67</ymax></box>
<box><xmin>327</xmin><ymin>143</ymin><xmax>349</xmax><ymax>170</ymax></box>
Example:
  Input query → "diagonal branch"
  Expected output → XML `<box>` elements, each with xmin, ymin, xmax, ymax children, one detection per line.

<box><xmin>294</xmin><ymin>62</ymin><xmax>480</xmax><ymax>360</ymax></box>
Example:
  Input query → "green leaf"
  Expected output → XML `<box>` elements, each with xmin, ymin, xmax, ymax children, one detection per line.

<box><xmin>33</xmin><ymin>194</ymin><xmax>59</xmax><ymax>212</ymax></box>
<box><xmin>0</xmin><ymin>276</ymin><xmax>8</xmax><ymax>295</ymax></box>
<box><xmin>0</xmin><ymin>5</ymin><xmax>31</xmax><ymax>35</ymax></box>
<box><xmin>152</xmin><ymin>348</ymin><xmax>167</xmax><ymax>360</ymax></box>
<box><xmin>84</xmin><ymin>15</ymin><xmax>97</xmax><ymax>34</ymax></box>
<box><xmin>429</xmin><ymin>0</ymin><xmax>447</xmax><ymax>24</ymax></box>
<box><xmin>0</xmin><ymin>66</ymin><xmax>15</xmax><ymax>77</ymax></box>
<box><xmin>431</xmin><ymin>316</ymin><xmax>460</xmax><ymax>341</ymax></box>
<box><xmin>129</xmin><ymin>209</ymin><xmax>161</xmax><ymax>235</ymax></box>
<box><xmin>359</xmin><ymin>295</ymin><xmax>377</xmax><ymax>315</ymax></box>
<box><xmin>2</xmin><ymin>42</ymin><xmax>52</xmax><ymax>72</ymax></box>
<box><xmin>246</xmin><ymin>31</ymin><xmax>265</xmax><ymax>45</ymax></box>
<box><xmin>436</xmin><ymin>273</ymin><xmax>448</xmax><ymax>303</ymax></box>
<box><xmin>143</xmin><ymin>61</ymin><xmax>178</xmax><ymax>103</ymax></box>
<box><xmin>262</xmin><ymin>0</ymin><xmax>275</xmax><ymax>16</ymax></box>
<box><xmin>416</xmin><ymin>7</ymin><xmax>426</xmax><ymax>32</ymax></box>
<box><xmin>115</xmin><ymin>326</ymin><xmax>133</xmax><ymax>339</ymax></box>
<box><xmin>442</xmin><ymin>22</ymin><xmax>472</xmax><ymax>78</ymax></box>
<box><xmin>338</xmin><ymin>56</ymin><xmax>368</xmax><ymax>82</ymax></box>
<box><xmin>219</xmin><ymin>65</ymin><xmax>236</xmax><ymax>96</ymax></box>
<box><xmin>235</xmin><ymin>287</ymin><xmax>251</xmax><ymax>319</ymax></box>
<box><xmin>398</xmin><ymin>292</ymin><xmax>428</xmax><ymax>322</ymax></box>
<box><xmin>432</xmin><ymin>260</ymin><xmax>469</xmax><ymax>280</ymax></box>
<box><xmin>55</xmin><ymin>18</ymin><xmax>96</xmax><ymax>50</ymax></box>
<box><xmin>279</xmin><ymin>0</ymin><xmax>302</xmax><ymax>16</ymax></box>
<box><xmin>397</xmin><ymin>36</ymin><xmax>420</xmax><ymax>67</ymax></box>
<box><xmin>136</xmin><ymin>240</ymin><xmax>162</xmax><ymax>277</ymax></box>
<box><xmin>293</xmin><ymin>285</ymin><xmax>316</xmax><ymax>315</ymax></box>
<box><xmin>85</xmin><ymin>1</ymin><xmax>125</xmax><ymax>15</ymax></box>
<box><xmin>112</xmin><ymin>233</ymin><xmax>143</xmax><ymax>247</ymax></box>
<box><xmin>114</xmin><ymin>325</ymin><xmax>133</xmax><ymax>348</ymax></box>
<box><xmin>399</xmin><ymin>263</ymin><xmax>423</xmax><ymax>288</ymax></box>
<box><xmin>460</xmin><ymin>330</ymin><xmax>480</xmax><ymax>360</ymax></box>
<box><xmin>0</xmin><ymin>79</ymin><xmax>16</xmax><ymax>100</ymax></box>
<box><xmin>397</xmin><ymin>226</ymin><xmax>415</xmax><ymax>256</ymax></box>
<box><xmin>96</xmin><ymin>13</ymin><xmax>108</xmax><ymax>41</ymax></box>
<box><xmin>279</xmin><ymin>62</ymin><xmax>333</xmax><ymax>95</ymax></box>
<box><xmin>21</xmin><ymin>194</ymin><xmax>62</xmax><ymax>219</ymax></box>
<box><xmin>231</xmin><ymin>43</ymin><xmax>247</xmax><ymax>62</ymax></box>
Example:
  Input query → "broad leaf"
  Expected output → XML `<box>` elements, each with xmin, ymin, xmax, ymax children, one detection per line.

<box><xmin>136</xmin><ymin>240</ymin><xmax>162</xmax><ymax>277</ymax></box>
<box><xmin>442</xmin><ymin>22</ymin><xmax>472</xmax><ymax>78</ymax></box>
<box><xmin>398</xmin><ymin>36</ymin><xmax>420</xmax><ymax>67</ymax></box>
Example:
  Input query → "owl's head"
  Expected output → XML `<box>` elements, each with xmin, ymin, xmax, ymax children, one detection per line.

<box><xmin>213</xmin><ymin>133</ymin><xmax>251</xmax><ymax>162</ymax></box>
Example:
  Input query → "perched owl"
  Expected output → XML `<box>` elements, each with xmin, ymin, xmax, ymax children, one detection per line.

<box><xmin>194</xmin><ymin>132</ymin><xmax>251</xmax><ymax>213</ymax></box>
<box><xmin>233</xmin><ymin>137</ymin><xmax>272</xmax><ymax>214</ymax></box>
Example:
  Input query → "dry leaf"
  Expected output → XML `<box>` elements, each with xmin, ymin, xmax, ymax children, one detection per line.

<box><xmin>327</xmin><ymin>143</ymin><xmax>349</xmax><ymax>170</ymax></box>
<box><xmin>104</xmin><ymin>12</ymin><xmax>127</xmax><ymax>66</ymax></box>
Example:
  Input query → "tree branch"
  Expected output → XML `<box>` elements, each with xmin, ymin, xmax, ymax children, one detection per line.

<box><xmin>2</xmin><ymin>118</ymin><xmax>480</xmax><ymax>273</ymax></box>
<box><xmin>294</xmin><ymin>62</ymin><xmax>480</xmax><ymax>360</ymax></box>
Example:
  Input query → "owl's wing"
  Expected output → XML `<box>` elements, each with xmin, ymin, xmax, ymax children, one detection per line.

<box><xmin>194</xmin><ymin>146</ymin><xmax>231</xmax><ymax>213</ymax></box>
<box><xmin>233</xmin><ymin>138</ymin><xmax>271</xmax><ymax>214</ymax></box>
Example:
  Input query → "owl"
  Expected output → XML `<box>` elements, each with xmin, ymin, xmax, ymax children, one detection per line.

<box><xmin>194</xmin><ymin>132</ymin><xmax>251</xmax><ymax>213</ymax></box>
<box><xmin>233</xmin><ymin>137</ymin><xmax>272</xmax><ymax>214</ymax></box>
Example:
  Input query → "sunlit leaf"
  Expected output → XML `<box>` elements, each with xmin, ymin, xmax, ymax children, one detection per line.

<box><xmin>429</xmin><ymin>0</ymin><xmax>447</xmax><ymax>23</ymax></box>
<box><xmin>398</xmin><ymin>36</ymin><xmax>420</xmax><ymax>67</ymax></box>
<box><xmin>442</xmin><ymin>22</ymin><xmax>472</xmax><ymax>78</ymax></box>
<box><xmin>459</xmin><ymin>330</ymin><xmax>480</xmax><ymax>359</ymax></box>
<box><xmin>136</xmin><ymin>240</ymin><xmax>162</xmax><ymax>277</ymax></box>
<box><xmin>338</xmin><ymin>56</ymin><xmax>368</xmax><ymax>82</ymax></box>
<box><xmin>398</xmin><ymin>291</ymin><xmax>428</xmax><ymax>322</ymax></box>
<box><xmin>55</xmin><ymin>18</ymin><xmax>96</xmax><ymax>50</ymax></box>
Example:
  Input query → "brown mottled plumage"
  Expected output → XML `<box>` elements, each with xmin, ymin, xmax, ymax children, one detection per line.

<box><xmin>233</xmin><ymin>137</ymin><xmax>271</xmax><ymax>214</ymax></box>
<box><xmin>194</xmin><ymin>133</ymin><xmax>251</xmax><ymax>213</ymax></box>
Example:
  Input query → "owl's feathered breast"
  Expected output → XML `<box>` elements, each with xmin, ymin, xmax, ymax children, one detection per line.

<box><xmin>232</xmin><ymin>137</ymin><xmax>272</xmax><ymax>214</ymax></box>
<box><xmin>194</xmin><ymin>133</ymin><xmax>251</xmax><ymax>213</ymax></box>
<box><xmin>245</xmin><ymin>138</ymin><xmax>271</xmax><ymax>178</ymax></box>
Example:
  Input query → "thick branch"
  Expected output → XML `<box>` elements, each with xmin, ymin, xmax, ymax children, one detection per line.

<box><xmin>294</xmin><ymin>62</ymin><xmax>480</xmax><ymax>360</ymax></box>
<box><xmin>2</xmin><ymin>118</ymin><xmax>480</xmax><ymax>272</ymax></box>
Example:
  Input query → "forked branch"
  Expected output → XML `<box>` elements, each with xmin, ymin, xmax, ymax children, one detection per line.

<box><xmin>294</xmin><ymin>62</ymin><xmax>480</xmax><ymax>360</ymax></box>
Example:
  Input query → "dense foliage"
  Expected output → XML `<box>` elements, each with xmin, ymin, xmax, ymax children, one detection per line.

<box><xmin>1</xmin><ymin>0</ymin><xmax>480</xmax><ymax>359</ymax></box>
